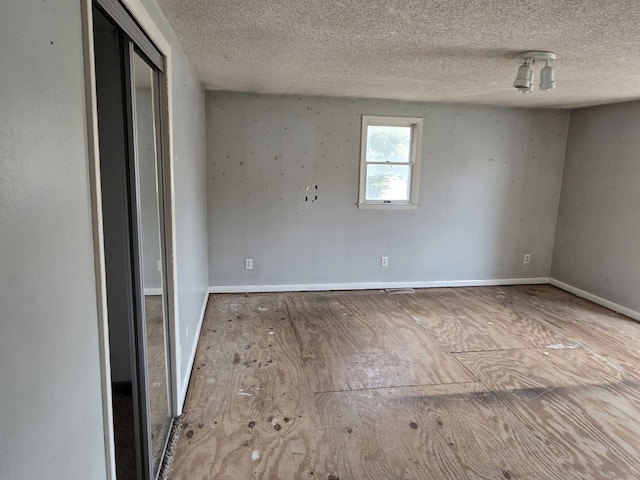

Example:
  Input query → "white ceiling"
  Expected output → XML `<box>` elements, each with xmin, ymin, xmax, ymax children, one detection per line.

<box><xmin>156</xmin><ymin>0</ymin><xmax>640</xmax><ymax>109</ymax></box>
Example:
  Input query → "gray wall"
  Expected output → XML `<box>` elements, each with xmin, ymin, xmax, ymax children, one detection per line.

<box><xmin>552</xmin><ymin>102</ymin><xmax>640</xmax><ymax>313</ymax></box>
<box><xmin>140</xmin><ymin>0</ymin><xmax>209</xmax><ymax>398</ymax></box>
<box><xmin>0</xmin><ymin>0</ymin><xmax>107</xmax><ymax>478</ymax></box>
<box><xmin>207</xmin><ymin>92</ymin><xmax>569</xmax><ymax>288</ymax></box>
<box><xmin>0</xmin><ymin>0</ymin><xmax>209</xmax><ymax>478</ymax></box>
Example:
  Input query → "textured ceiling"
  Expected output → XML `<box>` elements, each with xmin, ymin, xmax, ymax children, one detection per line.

<box><xmin>156</xmin><ymin>0</ymin><xmax>640</xmax><ymax>109</ymax></box>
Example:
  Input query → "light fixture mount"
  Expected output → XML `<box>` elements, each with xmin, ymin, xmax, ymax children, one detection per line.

<box><xmin>513</xmin><ymin>51</ymin><xmax>557</xmax><ymax>93</ymax></box>
<box><xmin>515</xmin><ymin>51</ymin><xmax>556</xmax><ymax>64</ymax></box>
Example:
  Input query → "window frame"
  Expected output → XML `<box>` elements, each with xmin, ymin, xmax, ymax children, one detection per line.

<box><xmin>357</xmin><ymin>115</ymin><xmax>423</xmax><ymax>210</ymax></box>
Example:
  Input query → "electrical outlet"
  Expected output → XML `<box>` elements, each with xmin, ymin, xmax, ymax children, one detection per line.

<box><xmin>523</xmin><ymin>254</ymin><xmax>531</xmax><ymax>264</ymax></box>
<box><xmin>245</xmin><ymin>258</ymin><xmax>253</xmax><ymax>270</ymax></box>
<box><xmin>381</xmin><ymin>256</ymin><xmax>389</xmax><ymax>267</ymax></box>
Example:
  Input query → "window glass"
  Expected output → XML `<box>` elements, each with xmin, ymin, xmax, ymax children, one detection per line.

<box><xmin>365</xmin><ymin>164</ymin><xmax>410</xmax><ymax>201</ymax></box>
<box><xmin>358</xmin><ymin>116</ymin><xmax>423</xmax><ymax>209</ymax></box>
<box><xmin>366</xmin><ymin>126</ymin><xmax>411</xmax><ymax>163</ymax></box>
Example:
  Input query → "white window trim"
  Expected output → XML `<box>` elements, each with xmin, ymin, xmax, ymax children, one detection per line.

<box><xmin>357</xmin><ymin>115</ymin><xmax>423</xmax><ymax>210</ymax></box>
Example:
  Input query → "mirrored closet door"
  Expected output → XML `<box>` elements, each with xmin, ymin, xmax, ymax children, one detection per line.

<box><xmin>130</xmin><ymin>50</ymin><xmax>173</xmax><ymax>475</ymax></box>
<box><xmin>92</xmin><ymin>1</ymin><xmax>174</xmax><ymax>478</ymax></box>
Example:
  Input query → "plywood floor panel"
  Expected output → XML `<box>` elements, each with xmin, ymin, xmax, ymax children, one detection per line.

<box><xmin>391</xmin><ymin>288</ymin><xmax>545</xmax><ymax>352</ymax></box>
<box><xmin>496</xmin><ymin>380</ymin><xmax>640</xmax><ymax>479</ymax></box>
<box><xmin>170</xmin><ymin>294</ymin><xmax>337</xmax><ymax>480</ymax></box>
<box><xmin>403</xmin><ymin>287</ymin><xmax>569</xmax><ymax>353</ymax></box>
<box><xmin>284</xmin><ymin>290</ymin><xmax>476</xmax><ymax>392</ymax></box>
<box><xmin>315</xmin><ymin>382</ymin><xmax>501</xmax><ymax>480</ymax></box>
<box><xmin>478</xmin><ymin>285</ymin><xmax>640</xmax><ymax>378</ymax></box>
<box><xmin>454</xmin><ymin>347</ymin><xmax>630</xmax><ymax>392</ymax></box>
<box><xmin>316</xmin><ymin>380</ymin><xmax>640</xmax><ymax>480</ymax></box>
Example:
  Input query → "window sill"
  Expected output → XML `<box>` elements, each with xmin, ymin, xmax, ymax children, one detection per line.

<box><xmin>357</xmin><ymin>203</ymin><xmax>418</xmax><ymax>210</ymax></box>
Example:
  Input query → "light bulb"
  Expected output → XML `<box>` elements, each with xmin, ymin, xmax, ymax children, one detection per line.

<box><xmin>513</xmin><ymin>63</ymin><xmax>532</xmax><ymax>92</ymax></box>
<box><xmin>540</xmin><ymin>65</ymin><xmax>556</xmax><ymax>91</ymax></box>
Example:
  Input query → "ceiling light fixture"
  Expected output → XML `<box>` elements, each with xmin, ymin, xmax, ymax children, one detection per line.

<box><xmin>513</xmin><ymin>51</ymin><xmax>556</xmax><ymax>93</ymax></box>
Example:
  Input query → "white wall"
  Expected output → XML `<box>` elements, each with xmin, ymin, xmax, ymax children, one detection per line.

<box><xmin>552</xmin><ymin>101</ymin><xmax>640</xmax><ymax>314</ymax></box>
<box><xmin>206</xmin><ymin>92</ymin><xmax>569</xmax><ymax>290</ymax></box>
<box><xmin>0</xmin><ymin>1</ymin><xmax>107</xmax><ymax>478</ymax></box>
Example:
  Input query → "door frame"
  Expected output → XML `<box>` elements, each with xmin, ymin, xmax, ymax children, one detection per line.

<box><xmin>80</xmin><ymin>1</ymin><xmax>180</xmax><ymax>478</ymax></box>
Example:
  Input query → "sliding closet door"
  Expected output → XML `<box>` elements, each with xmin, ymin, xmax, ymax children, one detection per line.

<box><xmin>92</xmin><ymin>2</ymin><xmax>173</xmax><ymax>479</ymax></box>
<box><xmin>128</xmin><ymin>47</ymin><xmax>173</xmax><ymax>475</ymax></box>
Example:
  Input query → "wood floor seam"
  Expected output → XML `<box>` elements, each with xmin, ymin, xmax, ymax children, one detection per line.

<box><xmin>449</xmin><ymin>346</ymin><xmax>558</xmax><ymax>354</ymax></box>
<box><xmin>311</xmin><ymin>380</ymin><xmax>487</xmax><ymax>395</ymax></box>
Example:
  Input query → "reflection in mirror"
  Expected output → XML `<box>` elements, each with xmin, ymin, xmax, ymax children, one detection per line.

<box><xmin>132</xmin><ymin>51</ymin><xmax>172</xmax><ymax>476</ymax></box>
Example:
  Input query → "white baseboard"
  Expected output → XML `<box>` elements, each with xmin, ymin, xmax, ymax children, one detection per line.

<box><xmin>549</xmin><ymin>278</ymin><xmax>640</xmax><ymax>322</ymax></box>
<box><xmin>177</xmin><ymin>291</ymin><xmax>209</xmax><ymax>413</ymax></box>
<box><xmin>209</xmin><ymin>277</ymin><xmax>550</xmax><ymax>294</ymax></box>
<box><xmin>144</xmin><ymin>288</ymin><xmax>163</xmax><ymax>295</ymax></box>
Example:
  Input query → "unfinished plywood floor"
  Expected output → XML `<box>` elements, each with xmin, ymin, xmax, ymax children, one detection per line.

<box><xmin>170</xmin><ymin>285</ymin><xmax>640</xmax><ymax>480</ymax></box>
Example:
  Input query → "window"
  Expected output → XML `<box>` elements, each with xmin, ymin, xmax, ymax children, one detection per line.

<box><xmin>358</xmin><ymin>115</ymin><xmax>423</xmax><ymax>209</ymax></box>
